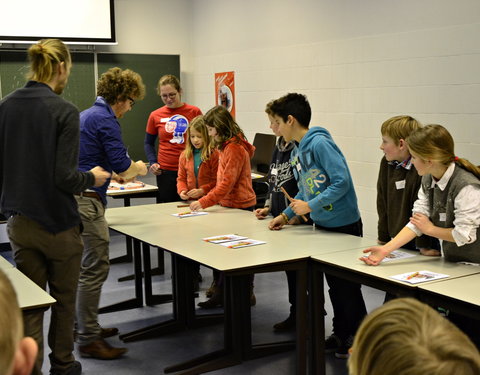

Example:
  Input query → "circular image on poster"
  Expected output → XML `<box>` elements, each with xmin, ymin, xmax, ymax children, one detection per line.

<box><xmin>218</xmin><ymin>85</ymin><xmax>233</xmax><ymax>112</ymax></box>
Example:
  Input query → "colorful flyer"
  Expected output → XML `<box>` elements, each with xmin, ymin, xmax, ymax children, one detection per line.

<box><xmin>203</xmin><ymin>234</ymin><xmax>248</xmax><ymax>244</ymax></box>
<box><xmin>171</xmin><ymin>211</ymin><xmax>208</xmax><ymax>218</ymax></box>
<box><xmin>215</xmin><ymin>71</ymin><xmax>235</xmax><ymax>117</ymax></box>
<box><xmin>390</xmin><ymin>270</ymin><xmax>449</xmax><ymax>284</ymax></box>
<box><xmin>219</xmin><ymin>239</ymin><xmax>266</xmax><ymax>249</ymax></box>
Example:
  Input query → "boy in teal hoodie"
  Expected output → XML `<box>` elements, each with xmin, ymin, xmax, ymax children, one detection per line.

<box><xmin>269</xmin><ymin>93</ymin><xmax>366</xmax><ymax>358</ymax></box>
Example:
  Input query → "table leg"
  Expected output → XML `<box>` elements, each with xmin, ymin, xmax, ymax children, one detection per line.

<box><xmin>99</xmin><ymin>238</ymin><xmax>144</xmax><ymax>313</ymax></box>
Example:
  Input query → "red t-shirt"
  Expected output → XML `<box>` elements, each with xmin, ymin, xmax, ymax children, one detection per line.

<box><xmin>145</xmin><ymin>103</ymin><xmax>202</xmax><ymax>170</ymax></box>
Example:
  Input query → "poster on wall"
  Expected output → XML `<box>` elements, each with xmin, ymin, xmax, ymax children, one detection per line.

<box><xmin>215</xmin><ymin>71</ymin><xmax>235</xmax><ymax>118</ymax></box>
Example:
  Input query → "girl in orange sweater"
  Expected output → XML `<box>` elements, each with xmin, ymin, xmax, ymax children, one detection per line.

<box><xmin>189</xmin><ymin>106</ymin><xmax>256</xmax><ymax>211</ymax></box>
<box><xmin>177</xmin><ymin>115</ymin><xmax>219</xmax><ymax>201</ymax></box>
<box><xmin>189</xmin><ymin>106</ymin><xmax>257</xmax><ymax>308</ymax></box>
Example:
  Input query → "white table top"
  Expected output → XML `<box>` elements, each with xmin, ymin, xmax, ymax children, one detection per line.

<box><xmin>418</xmin><ymin>273</ymin><xmax>480</xmax><ymax>307</ymax></box>
<box><xmin>3</xmin><ymin>267</ymin><xmax>56</xmax><ymax>310</ymax></box>
<box><xmin>312</xmin><ymin>248</ymin><xmax>480</xmax><ymax>288</ymax></box>
<box><xmin>0</xmin><ymin>254</ymin><xmax>14</xmax><ymax>269</ymax></box>
<box><xmin>106</xmin><ymin>203</ymin><xmax>377</xmax><ymax>272</ymax></box>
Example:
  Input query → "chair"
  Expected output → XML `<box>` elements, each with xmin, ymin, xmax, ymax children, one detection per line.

<box><xmin>251</xmin><ymin>133</ymin><xmax>277</xmax><ymax>175</ymax></box>
<box><xmin>250</xmin><ymin>133</ymin><xmax>277</xmax><ymax>207</ymax></box>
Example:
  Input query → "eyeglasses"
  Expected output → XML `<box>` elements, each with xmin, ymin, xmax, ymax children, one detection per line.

<box><xmin>127</xmin><ymin>97</ymin><xmax>135</xmax><ymax>107</ymax></box>
<box><xmin>161</xmin><ymin>92</ymin><xmax>178</xmax><ymax>100</ymax></box>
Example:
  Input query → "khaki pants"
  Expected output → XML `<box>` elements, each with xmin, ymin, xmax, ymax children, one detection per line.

<box><xmin>75</xmin><ymin>196</ymin><xmax>110</xmax><ymax>346</ymax></box>
<box><xmin>7</xmin><ymin>215</ymin><xmax>83</xmax><ymax>375</ymax></box>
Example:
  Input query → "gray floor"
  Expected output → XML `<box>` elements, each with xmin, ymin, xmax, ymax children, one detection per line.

<box><xmin>2</xmin><ymin>175</ymin><xmax>386</xmax><ymax>374</ymax></box>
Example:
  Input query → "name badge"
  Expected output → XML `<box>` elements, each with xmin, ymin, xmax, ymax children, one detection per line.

<box><xmin>395</xmin><ymin>180</ymin><xmax>406</xmax><ymax>190</ymax></box>
<box><xmin>160</xmin><ymin>117</ymin><xmax>170</xmax><ymax>123</ymax></box>
<box><xmin>296</xmin><ymin>163</ymin><xmax>302</xmax><ymax>172</ymax></box>
<box><xmin>271</xmin><ymin>168</ymin><xmax>278</xmax><ymax>176</ymax></box>
<box><xmin>439</xmin><ymin>212</ymin><xmax>446</xmax><ymax>222</ymax></box>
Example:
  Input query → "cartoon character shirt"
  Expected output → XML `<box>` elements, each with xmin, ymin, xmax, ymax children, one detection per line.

<box><xmin>145</xmin><ymin>103</ymin><xmax>202</xmax><ymax>170</ymax></box>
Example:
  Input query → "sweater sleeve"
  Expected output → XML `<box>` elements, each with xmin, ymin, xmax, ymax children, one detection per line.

<box><xmin>198</xmin><ymin>144</ymin><xmax>243</xmax><ymax>209</ymax></box>
<box><xmin>377</xmin><ymin>157</ymin><xmax>390</xmax><ymax>243</ymax></box>
<box><xmin>198</xmin><ymin>151</ymin><xmax>219</xmax><ymax>194</ymax></box>
<box><xmin>55</xmin><ymin>104</ymin><xmax>95</xmax><ymax>193</ymax></box>
<box><xmin>177</xmin><ymin>153</ymin><xmax>188</xmax><ymax>194</ymax></box>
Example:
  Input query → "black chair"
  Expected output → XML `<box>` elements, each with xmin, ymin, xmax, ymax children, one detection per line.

<box><xmin>250</xmin><ymin>133</ymin><xmax>276</xmax><ymax>207</ymax></box>
<box><xmin>251</xmin><ymin>133</ymin><xmax>277</xmax><ymax>176</ymax></box>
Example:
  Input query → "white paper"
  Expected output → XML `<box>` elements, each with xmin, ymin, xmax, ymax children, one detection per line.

<box><xmin>218</xmin><ymin>239</ymin><xmax>266</xmax><ymax>249</ymax></box>
<box><xmin>171</xmin><ymin>212</ymin><xmax>208</xmax><ymax>218</ymax></box>
<box><xmin>202</xmin><ymin>234</ymin><xmax>248</xmax><ymax>244</ymax></box>
<box><xmin>390</xmin><ymin>270</ymin><xmax>449</xmax><ymax>284</ymax></box>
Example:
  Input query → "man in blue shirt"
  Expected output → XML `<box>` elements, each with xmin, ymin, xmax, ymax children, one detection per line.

<box><xmin>75</xmin><ymin>67</ymin><xmax>148</xmax><ymax>360</ymax></box>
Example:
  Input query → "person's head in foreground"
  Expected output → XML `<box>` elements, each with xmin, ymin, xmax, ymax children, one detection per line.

<box><xmin>0</xmin><ymin>269</ymin><xmax>38</xmax><ymax>375</ymax></box>
<box><xmin>348</xmin><ymin>298</ymin><xmax>480</xmax><ymax>375</ymax></box>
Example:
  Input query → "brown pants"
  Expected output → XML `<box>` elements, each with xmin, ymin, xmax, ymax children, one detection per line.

<box><xmin>7</xmin><ymin>214</ymin><xmax>83</xmax><ymax>375</ymax></box>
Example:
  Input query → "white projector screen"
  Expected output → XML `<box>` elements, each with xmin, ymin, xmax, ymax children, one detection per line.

<box><xmin>0</xmin><ymin>0</ymin><xmax>116</xmax><ymax>45</ymax></box>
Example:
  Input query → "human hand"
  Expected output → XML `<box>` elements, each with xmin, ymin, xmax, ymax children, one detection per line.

<box><xmin>268</xmin><ymin>215</ymin><xmax>285</xmax><ymax>231</ymax></box>
<box><xmin>135</xmin><ymin>160</ymin><xmax>148</xmax><ymax>176</ymax></box>
<box><xmin>419</xmin><ymin>248</ymin><xmax>441</xmax><ymax>256</ymax></box>
<box><xmin>360</xmin><ymin>246</ymin><xmax>391</xmax><ymax>266</ymax></box>
<box><xmin>289</xmin><ymin>199</ymin><xmax>312</xmax><ymax>216</ymax></box>
<box><xmin>189</xmin><ymin>200</ymin><xmax>203</xmax><ymax>212</ymax></box>
<box><xmin>149</xmin><ymin>163</ymin><xmax>162</xmax><ymax>176</ymax></box>
<box><xmin>179</xmin><ymin>191</ymin><xmax>189</xmax><ymax>200</ymax></box>
<box><xmin>288</xmin><ymin>216</ymin><xmax>301</xmax><ymax>225</ymax></box>
<box><xmin>90</xmin><ymin>166</ymin><xmax>111</xmax><ymax>187</ymax></box>
<box><xmin>254</xmin><ymin>207</ymin><xmax>269</xmax><ymax>220</ymax></box>
<box><xmin>187</xmin><ymin>188</ymin><xmax>204</xmax><ymax>199</ymax></box>
<box><xmin>410</xmin><ymin>213</ymin><xmax>434</xmax><ymax>235</ymax></box>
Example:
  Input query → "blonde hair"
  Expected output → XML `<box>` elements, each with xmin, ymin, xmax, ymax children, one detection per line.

<box><xmin>183</xmin><ymin>115</ymin><xmax>215</xmax><ymax>161</ymax></box>
<box><xmin>381</xmin><ymin>115</ymin><xmax>422</xmax><ymax>145</ymax></box>
<box><xmin>348</xmin><ymin>298</ymin><xmax>480</xmax><ymax>375</ymax></box>
<box><xmin>27</xmin><ymin>39</ymin><xmax>71</xmax><ymax>83</ymax></box>
<box><xmin>406</xmin><ymin>124</ymin><xmax>480</xmax><ymax>179</ymax></box>
<box><xmin>156</xmin><ymin>74</ymin><xmax>181</xmax><ymax>96</ymax></box>
<box><xmin>203</xmin><ymin>105</ymin><xmax>247</xmax><ymax>149</ymax></box>
<box><xmin>97</xmin><ymin>67</ymin><xmax>145</xmax><ymax>105</ymax></box>
<box><xmin>0</xmin><ymin>269</ymin><xmax>23</xmax><ymax>373</ymax></box>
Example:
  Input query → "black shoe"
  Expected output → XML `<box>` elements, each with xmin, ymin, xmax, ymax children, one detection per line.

<box><xmin>198</xmin><ymin>294</ymin><xmax>223</xmax><ymax>309</ymax></box>
<box><xmin>325</xmin><ymin>334</ymin><xmax>353</xmax><ymax>359</ymax></box>
<box><xmin>50</xmin><ymin>361</ymin><xmax>82</xmax><ymax>375</ymax></box>
<box><xmin>273</xmin><ymin>315</ymin><xmax>296</xmax><ymax>332</ymax></box>
<box><xmin>335</xmin><ymin>335</ymin><xmax>353</xmax><ymax>359</ymax></box>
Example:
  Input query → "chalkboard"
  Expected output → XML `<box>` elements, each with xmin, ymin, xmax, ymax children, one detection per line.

<box><xmin>0</xmin><ymin>51</ymin><xmax>96</xmax><ymax>112</ymax></box>
<box><xmin>97</xmin><ymin>53</ymin><xmax>180</xmax><ymax>161</ymax></box>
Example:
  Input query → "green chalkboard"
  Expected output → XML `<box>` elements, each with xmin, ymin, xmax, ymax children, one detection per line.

<box><xmin>97</xmin><ymin>53</ymin><xmax>180</xmax><ymax>161</ymax></box>
<box><xmin>0</xmin><ymin>51</ymin><xmax>96</xmax><ymax>112</ymax></box>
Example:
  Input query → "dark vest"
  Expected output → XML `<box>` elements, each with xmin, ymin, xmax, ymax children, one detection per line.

<box><xmin>422</xmin><ymin>166</ymin><xmax>480</xmax><ymax>263</ymax></box>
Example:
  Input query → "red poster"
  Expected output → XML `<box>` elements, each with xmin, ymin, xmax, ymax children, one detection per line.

<box><xmin>215</xmin><ymin>71</ymin><xmax>235</xmax><ymax>118</ymax></box>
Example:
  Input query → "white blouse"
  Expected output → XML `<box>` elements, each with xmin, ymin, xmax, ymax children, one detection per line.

<box><xmin>407</xmin><ymin>163</ymin><xmax>480</xmax><ymax>247</ymax></box>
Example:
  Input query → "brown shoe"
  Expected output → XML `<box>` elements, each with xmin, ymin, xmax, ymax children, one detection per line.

<box><xmin>205</xmin><ymin>280</ymin><xmax>217</xmax><ymax>298</ymax></box>
<box><xmin>79</xmin><ymin>338</ymin><xmax>127</xmax><ymax>360</ymax></box>
<box><xmin>100</xmin><ymin>327</ymin><xmax>119</xmax><ymax>338</ymax></box>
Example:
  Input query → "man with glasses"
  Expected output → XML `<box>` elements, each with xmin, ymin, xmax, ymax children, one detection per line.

<box><xmin>75</xmin><ymin>67</ymin><xmax>148</xmax><ymax>360</ymax></box>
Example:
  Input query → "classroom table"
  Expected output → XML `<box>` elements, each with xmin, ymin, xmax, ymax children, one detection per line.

<box><xmin>105</xmin><ymin>203</ymin><xmax>378</xmax><ymax>375</ymax></box>
<box><xmin>107</xmin><ymin>182</ymin><xmax>158</xmax><ymax>266</ymax></box>
<box><xmin>3</xmin><ymin>267</ymin><xmax>56</xmax><ymax>310</ymax></box>
<box><xmin>418</xmin><ymin>273</ymin><xmax>480</xmax><ymax>320</ymax></box>
<box><xmin>0</xmin><ymin>254</ymin><xmax>14</xmax><ymax>269</ymax></box>
<box><xmin>310</xmin><ymin>249</ymin><xmax>480</xmax><ymax>375</ymax></box>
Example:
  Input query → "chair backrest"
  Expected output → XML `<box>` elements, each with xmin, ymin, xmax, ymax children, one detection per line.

<box><xmin>251</xmin><ymin>133</ymin><xmax>277</xmax><ymax>175</ymax></box>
